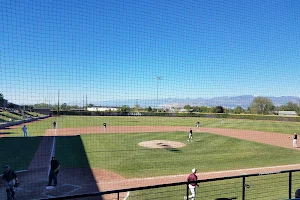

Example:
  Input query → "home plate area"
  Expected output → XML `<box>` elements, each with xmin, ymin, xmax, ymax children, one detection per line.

<box><xmin>43</xmin><ymin>184</ymin><xmax>81</xmax><ymax>197</ymax></box>
<box><xmin>12</xmin><ymin>179</ymin><xmax>82</xmax><ymax>199</ymax></box>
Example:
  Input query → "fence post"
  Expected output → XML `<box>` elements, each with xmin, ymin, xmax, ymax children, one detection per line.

<box><xmin>289</xmin><ymin>171</ymin><xmax>292</xmax><ymax>199</ymax></box>
<box><xmin>242</xmin><ymin>176</ymin><xmax>245</xmax><ymax>200</ymax></box>
<box><xmin>186</xmin><ymin>182</ymin><xmax>189</xmax><ymax>199</ymax></box>
<box><xmin>117</xmin><ymin>192</ymin><xmax>119</xmax><ymax>200</ymax></box>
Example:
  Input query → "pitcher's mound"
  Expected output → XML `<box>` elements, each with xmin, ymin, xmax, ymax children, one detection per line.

<box><xmin>138</xmin><ymin>140</ymin><xmax>186</xmax><ymax>149</ymax></box>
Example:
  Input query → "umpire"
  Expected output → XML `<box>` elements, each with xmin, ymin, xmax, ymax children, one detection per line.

<box><xmin>47</xmin><ymin>156</ymin><xmax>60</xmax><ymax>186</ymax></box>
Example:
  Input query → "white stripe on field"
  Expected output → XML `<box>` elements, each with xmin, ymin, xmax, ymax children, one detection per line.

<box><xmin>48</xmin><ymin>136</ymin><xmax>56</xmax><ymax>175</ymax></box>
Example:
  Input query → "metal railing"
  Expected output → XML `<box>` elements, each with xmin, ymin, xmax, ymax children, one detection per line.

<box><xmin>41</xmin><ymin>169</ymin><xmax>300</xmax><ymax>200</ymax></box>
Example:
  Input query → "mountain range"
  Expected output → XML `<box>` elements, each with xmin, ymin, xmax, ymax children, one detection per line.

<box><xmin>94</xmin><ymin>95</ymin><xmax>300</xmax><ymax>109</ymax></box>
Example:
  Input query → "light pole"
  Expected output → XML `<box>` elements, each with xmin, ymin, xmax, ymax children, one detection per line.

<box><xmin>155</xmin><ymin>76</ymin><xmax>162</xmax><ymax>112</ymax></box>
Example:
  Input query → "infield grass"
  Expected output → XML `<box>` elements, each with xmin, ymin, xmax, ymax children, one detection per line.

<box><xmin>56</xmin><ymin>131</ymin><xmax>300</xmax><ymax>178</ymax></box>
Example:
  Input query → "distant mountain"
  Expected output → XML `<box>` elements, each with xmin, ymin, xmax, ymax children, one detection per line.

<box><xmin>92</xmin><ymin>95</ymin><xmax>300</xmax><ymax>109</ymax></box>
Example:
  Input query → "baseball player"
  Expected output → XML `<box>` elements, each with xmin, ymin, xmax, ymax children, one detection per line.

<box><xmin>187</xmin><ymin>128</ymin><xmax>193</xmax><ymax>142</ymax></box>
<box><xmin>103</xmin><ymin>122</ymin><xmax>107</xmax><ymax>132</ymax></box>
<box><xmin>184</xmin><ymin>168</ymin><xmax>199</xmax><ymax>200</ymax></box>
<box><xmin>293</xmin><ymin>133</ymin><xmax>298</xmax><ymax>148</ymax></box>
<box><xmin>2</xmin><ymin>165</ymin><xmax>19</xmax><ymax>199</ymax></box>
<box><xmin>53</xmin><ymin>121</ymin><xmax>57</xmax><ymax>129</ymax></box>
<box><xmin>196</xmin><ymin>121</ymin><xmax>200</xmax><ymax>129</ymax></box>
<box><xmin>21</xmin><ymin>125</ymin><xmax>28</xmax><ymax>137</ymax></box>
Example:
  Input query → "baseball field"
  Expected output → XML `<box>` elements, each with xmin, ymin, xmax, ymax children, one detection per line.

<box><xmin>1</xmin><ymin>116</ymin><xmax>300</xmax><ymax>199</ymax></box>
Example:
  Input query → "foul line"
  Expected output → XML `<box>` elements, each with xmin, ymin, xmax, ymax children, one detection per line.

<box><xmin>124</xmin><ymin>191</ymin><xmax>130</xmax><ymax>200</ymax></box>
<box><xmin>48</xmin><ymin>136</ymin><xmax>56</xmax><ymax>175</ymax></box>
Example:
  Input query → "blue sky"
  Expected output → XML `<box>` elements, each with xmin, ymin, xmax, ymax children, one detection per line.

<box><xmin>1</xmin><ymin>0</ymin><xmax>300</xmax><ymax>105</ymax></box>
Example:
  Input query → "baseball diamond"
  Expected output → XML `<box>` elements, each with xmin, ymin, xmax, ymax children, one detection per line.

<box><xmin>1</xmin><ymin>116</ymin><xmax>300</xmax><ymax>199</ymax></box>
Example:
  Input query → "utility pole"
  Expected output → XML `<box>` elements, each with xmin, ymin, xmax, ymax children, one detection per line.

<box><xmin>155</xmin><ymin>76</ymin><xmax>162</xmax><ymax>112</ymax></box>
<box><xmin>57</xmin><ymin>90</ymin><xmax>60</xmax><ymax>116</ymax></box>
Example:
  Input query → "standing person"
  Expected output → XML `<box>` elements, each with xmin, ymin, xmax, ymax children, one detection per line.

<box><xmin>21</xmin><ymin>125</ymin><xmax>28</xmax><ymax>137</ymax></box>
<box><xmin>47</xmin><ymin>156</ymin><xmax>60</xmax><ymax>186</ymax></box>
<box><xmin>184</xmin><ymin>168</ymin><xmax>199</xmax><ymax>200</ymax></box>
<box><xmin>103</xmin><ymin>122</ymin><xmax>107</xmax><ymax>132</ymax></box>
<box><xmin>293</xmin><ymin>133</ymin><xmax>298</xmax><ymax>148</ymax></box>
<box><xmin>196</xmin><ymin>121</ymin><xmax>200</xmax><ymax>129</ymax></box>
<box><xmin>2</xmin><ymin>165</ymin><xmax>19</xmax><ymax>199</ymax></box>
<box><xmin>53</xmin><ymin>121</ymin><xmax>57</xmax><ymax>129</ymax></box>
<box><xmin>187</xmin><ymin>128</ymin><xmax>193</xmax><ymax>142</ymax></box>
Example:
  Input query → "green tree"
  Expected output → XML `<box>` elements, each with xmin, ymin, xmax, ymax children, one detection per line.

<box><xmin>60</xmin><ymin>103</ymin><xmax>68</xmax><ymax>110</ymax></box>
<box><xmin>193</xmin><ymin>106</ymin><xmax>201</xmax><ymax>112</ymax></box>
<box><xmin>200</xmin><ymin>106</ymin><xmax>208</xmax><ymax>113</ymax></box>
<box><xmin>118</xmin><ymin>105</ymin><xmax>131</xmax><ymax>114</ymax></box>
<box><xmin>147</xmin><ymin>106</ymin><xmax>153</xmax><ymax>112</ymax></box>
<box><xmin>87</xmin><ymin>104</ymin><xmax>94</xmax><ymax>108</ymax></box>
<box><xmin>213</xmin><ymin>106</ymin><xmax>225</xmax><ymax>113</ymax></box>
<box><xmin>184</xmin><ymin>105</ymin><xmax>192</xmax><ymax>110</ymax></box>
<box><xmin>250</xmin><ymin>97</ymin><xmax>275</xmax><ymax>114</ymax></box>
<box><xmin>134</xmin><ymin>104</ymin><xmax>141</xmax><ymax>111</ymax></box>
<box><xmin>233</xmin><ymin>106</ymin><xmax>244</xmax><ymax>114</ymax></box>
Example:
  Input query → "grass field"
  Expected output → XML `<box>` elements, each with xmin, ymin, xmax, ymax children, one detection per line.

<box><xmin>2</xmin><ymin>115</ymin><xmax>300</xmax><ymax>176</ymax></box>
<box><xmin>56</xmin><ymin>131</ymin><xmax>300</xmax><ymax>178</ymax></box>
<box><xmin>2</xmin><ymin>115</ymin><xmax>300</xmax><ymax>137</ymax></box>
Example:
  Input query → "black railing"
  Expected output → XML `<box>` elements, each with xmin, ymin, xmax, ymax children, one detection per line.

<box><xmin>41</xmin><ymin>169</ymin><xmax>300</xmax><ymax>200</ymax></box>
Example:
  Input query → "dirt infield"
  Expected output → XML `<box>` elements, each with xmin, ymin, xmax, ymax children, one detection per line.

<box><xmin>2</xmin><ymin>125</ymin><xmax>300</xmax><ymax>199</ymax></box>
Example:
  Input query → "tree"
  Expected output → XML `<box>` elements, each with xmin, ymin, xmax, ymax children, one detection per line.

<box><xmin>249</xmin><ymin>97</ymin><xmax>275</xmax><ymax>114</ymax></box>
<box><xmin>147</xmin><ymin>106</ymin><xmax>153</xmax><ymax>112</ymax></box>
<box><xmin>213</xmin><ymin>106</ymin><xmax>225</xmax><ymax>113</ymax></box>
<box><xmin>193</xmin><ymin>106</ymin><xmax>201</xmax><ymax>112</ymax></box>
<box><xmin>87</xmin><ymin>104</ymin><xmax>94</xmax><ymax>108</ymax></box>
<box><xmin>119</xmin><ymin>105</ymin><xmax>131</xmax><ymax>114</ymax></box>
<box><xmin>200</xmin><ymin>106</ymin><xmax>208</xmax><ymax>113</ymax></box>
<box><xmin>134</xmin><ymin>104</ymin><xmax>141</xmax><ymax>111</ymax></box>
<box><xmin>0</xmin><ymin>93</ymin><xmax>3</xmax><ymax>100</ymax></box>
<box><xmin>60</xmin><ymin>103</ymin><xmax>68</xmax><ymax>111</ymax></box>
<box><xmin>283</xmin><ymin>102</ymin><xmax>299</xmax><ymax>111</ymax></box>
<box><xmin>233</xmin><ymin>106</ymin><xmax>244</xmax><ymax>114</ymax></box>
<box><xmin>184</xmin><ymin>105</ymin><xmax>192</xmax><ymax>110</ymax></box>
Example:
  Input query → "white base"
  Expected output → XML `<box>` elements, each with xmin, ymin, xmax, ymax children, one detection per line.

<box><xmin>46</xmin><ymin>186</ymin><xmax>54</xmax><ymax>190</ymax></box>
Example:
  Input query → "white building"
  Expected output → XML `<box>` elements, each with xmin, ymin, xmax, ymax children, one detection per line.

<box><xmin>87</xmin><ymin>106</ymin><xmax>118</xmax><ymax>112</ymax></box>
<box><xmin>278</xmin><ymin>111</ymin><xmax>298</xmax><ymax>117</ymax></box>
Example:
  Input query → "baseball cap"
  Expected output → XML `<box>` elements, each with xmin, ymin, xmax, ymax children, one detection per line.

<box><xmin>192</xmin><ymin>168</ymin><xmax>197</xmax><ymax>173</ymax></box>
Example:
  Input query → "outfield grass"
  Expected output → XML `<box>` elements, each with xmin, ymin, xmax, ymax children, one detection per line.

<box><xmin>55</xmin><ymin>131</ymin><xmax>300</xmax><ymax>178</ymax></box>
<box><xmin>55</xmin><ymin>116</ymin><xmax>300</xmax><ymax>134</ymax></box>
<box><xmin>2</xmin><ymin>115</ymin><xmax>300</xmax><ymax>174</ymax></box>
<box><xmin>2</xmin><ymin>116</ymin><xmax>300</xmax><ymax>137</ymax></box>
